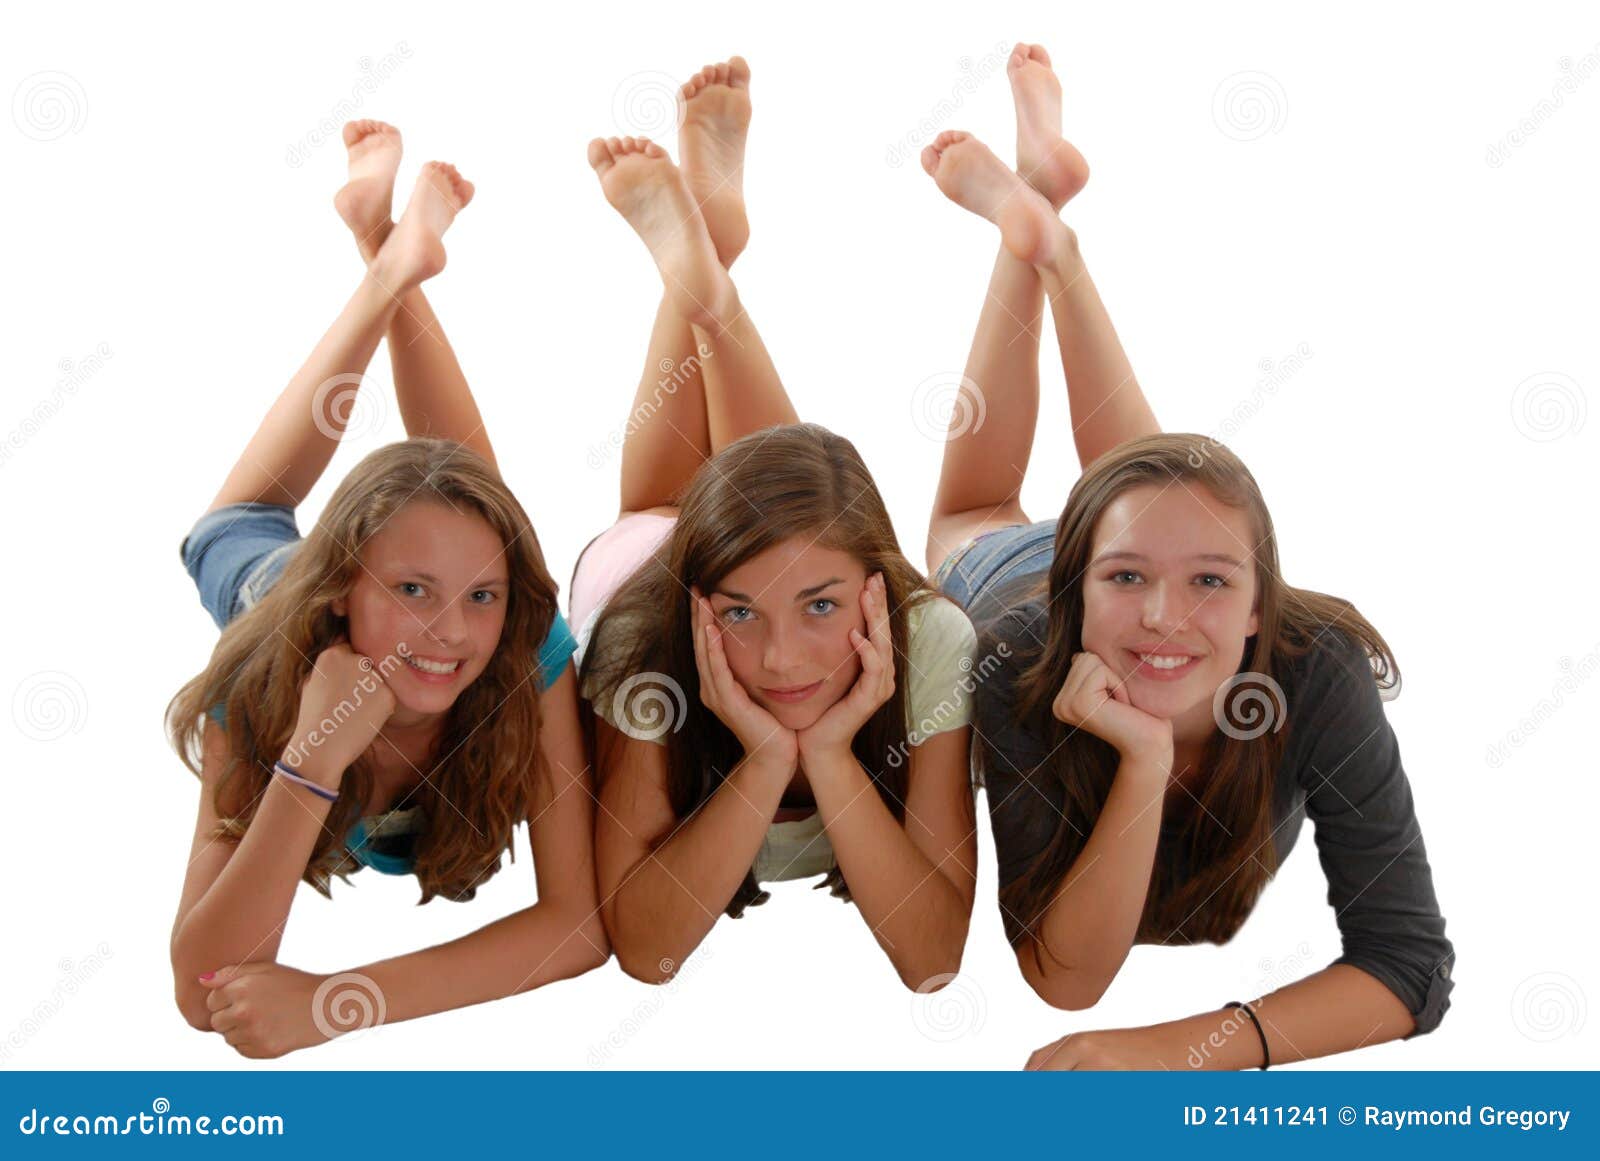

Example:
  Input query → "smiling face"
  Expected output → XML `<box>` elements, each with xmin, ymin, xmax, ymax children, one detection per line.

<box><xmin>1078</xmin><ymin>483</ymin><xmax>1261</xmax><ymax>742</ymax></box>
<box><xmin>704</xmin><ymin>536</ymin><xmax>870</xmax><ymax>732</ymax></box>
<box><xmin>332</xmin><ymin>499</ymin><xmax>510</xmax><ymax>725</ymax></box>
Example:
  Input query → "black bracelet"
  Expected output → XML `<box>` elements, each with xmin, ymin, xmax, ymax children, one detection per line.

<box><xmin>1226</xmin><ymin>1000</ymin><xmax>1271</xmax><ymax>1070</ymax></box>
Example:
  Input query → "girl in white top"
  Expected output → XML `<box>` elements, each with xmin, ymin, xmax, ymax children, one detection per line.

<box><xmin>574</xmin><ymin>57</ymin><xmax>979</xmax><ymax>990</ymax></box>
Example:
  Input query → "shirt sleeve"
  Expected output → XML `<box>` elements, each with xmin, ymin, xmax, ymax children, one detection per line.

<box><xmin>904</xmin><ymin>595</ymin><xmax>979</xmax><ymax>743</ymax></box>
<box><xmin>534</xmin><ymin>611</ymin><xmax>577</xmax><ymax>693</ymax></box>
<box><xmin>1291</xmin><ymin>634</ymin><xmax>1455</xmax><ymax>1034</ymax></box>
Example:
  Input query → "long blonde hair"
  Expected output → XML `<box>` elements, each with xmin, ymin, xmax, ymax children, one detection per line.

<box><xmin>992</xmin><ymin>434</ymin><xmax>1397</xmax><ymax>953</ymax></box>
<box><xmin>167</xmin><ymin>439</ymin><xmax>560</xmax><ymax>903</ymax></box>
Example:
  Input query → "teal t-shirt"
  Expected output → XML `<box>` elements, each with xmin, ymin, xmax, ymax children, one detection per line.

<box><xmin>204</xmin><ymin>611</ymin><xmax>577</xmax><ymax>877</ymax></box>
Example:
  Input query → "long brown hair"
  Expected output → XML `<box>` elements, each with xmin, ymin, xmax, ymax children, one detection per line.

<box><xmin>583</xmin><ymin>423</ymin><xmax>932</xmax><ymax>916</ymax></box>
<box><xmin>167</xmin><ymin>438</ymin><xmax>561</xmax><ymax>903</ymax></box>
<box><xmin>991</xmin><ymin>434</ymin><xmax>1397</xmax><ymax>955</ymax></box>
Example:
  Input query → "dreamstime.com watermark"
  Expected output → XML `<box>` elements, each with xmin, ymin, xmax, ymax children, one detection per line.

<box><xmin>1185</xmin><ymin>342</ymin><xmax>1312</xmax><ymax>468</ymax></box>
<box><xmin>11</xmin><ymin>670</ymin><xmax>89</xmax><ymax>742</ymax></box>
<box><xmin>1485</xmin><ymin>643</ymin><xmax>1600</xmax><ymax>768</ymax></box>
<box><xmin>2</xmin><ymin>342</ymin><xmax>113</xmax><ymax>469</ymax></box>
<box><xmin>587</xmin><ymin>949</ymin><xmax>713</xmax><ymax>1065</ymax></box>
<box><xmin>1486</xmin><ymin>44</ymin><xmax>1600</xmax><ymax>167</ymax></box>
<box><xmin>587</xmin><ymin>345</ymin><xmax>713</xmax><ymax>470</ymax></box>
<box><xmin>887</xmin><ymin>642</ymin><xmax>1012</xmax><ymax>768</ymax></box>
<box><xmin>12</xmin><ymin>71</ymin><xmax>87</xmax><ymax>142</ymax></box>
<box><xmin>280</xmin><ymin>646</ymin><xmax>411</xmax><ymax>769</ymax></box>
<box><xmin>0</xmin><ymin>943</ymin><xmax>114</xmax><ymax>1064</ymax></box>
<box><xmin>285</xmin><ymin>43</ymin><xmax>413</xmax><ymax>168</ymax></box>
<box><xmin>885</xmin><ymin>42</ymin><xmax>1011</xmax><ymax>169</ymax></box>
<box><xmin>16</xmin><ymin>1098</ymin><xmax>284</xmax><ymax>1137</ymax></box>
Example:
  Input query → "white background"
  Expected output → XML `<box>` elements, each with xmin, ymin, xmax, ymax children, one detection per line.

<box><xmin>3</xmin><ymin>0</ymin><xmax>1596</xmax><ymax>1070</ymax></box>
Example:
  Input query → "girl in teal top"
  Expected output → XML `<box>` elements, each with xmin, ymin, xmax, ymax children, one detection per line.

<box><xmin>167</xmin><ymin>125</ymin><xmax>606</xmax><ymax>1059</ymax></box>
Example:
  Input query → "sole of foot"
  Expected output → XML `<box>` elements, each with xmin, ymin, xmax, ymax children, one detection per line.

<box><xmin>335</xmin><ymin>119</ymin><xmax>404</xmax><ymax>259</ymax></box>
<box><xmin>1008</xmin><ymin>43</ymin><xmax>1090</xmax><ymax>211</ymax></box>
<box><xmin>589</xmin><ymin>135</ymin><xmax>732</xmax><ymax>328</ymax></box>
<box><xmin>376</xmin><ymin>161</ymin><xmax>474</xmax><ymax>289</ymax></box>
<box><xmin>679</xmin><ymin>56</ymin><xmax>752</xmax><ymax>267</ymax></box>
<box><xmin>920</xmin><ymin>130</ymin><xmax>1061</xmax><ymax>266</ymax></box>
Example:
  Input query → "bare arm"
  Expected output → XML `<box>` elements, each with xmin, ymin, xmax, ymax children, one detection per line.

<box><xmin>1017</xmin><ymin>743</ymin><xmax>1170</xmax><ymax>1009</ymax></box>
<box><xmin>593</xmin><ymin>720</ymin><xmax>792</xmax><ymax>983</ymax></box>
<box><xmin>329</xmin><ymin>666</ymin><xmax>607</xmax><ymax>1018</ymax></box>
<box><xmin>1030</xmin><ymin>964</ymin><xmax>1415</xmax><ymax>1070</ymax></box>
<box><xmin>170</xmin><ymin>721</ymin><xmax>341</xmax><ymax>1029</ymax></box>
<box><xmin>804</xmin><ymin>727</ymin><xmax>977</xmax><ymax>989</ymax></box>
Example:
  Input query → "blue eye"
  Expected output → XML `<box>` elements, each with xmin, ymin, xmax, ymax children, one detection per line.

<box><xmin>1197</xmin><ymin>574</ymin><xmax>1227</xmax><ymax>588</ymax></box>
<box><xmin>806</xmin><ymin>598</ymin><xmax>837</xmax><ymax>615</ymax></box>
<box><xmin>721</xmin><ymin>606</ymin><xmax>752</xmax><ymax>624</ymax></box>
<box><xmin>1110</xmin><ymin>570</ymin><xmax>1142</xmax><ymax>585</ymax></box>
<box><xmin>399</xmin><ymin>582</ymin><xmax>426</xmax><ymax>598</ymax></box>
<box><xmin>469</xmin><ymin>589</ymin><xmax>498</xmax><ymax>605</ymax></box>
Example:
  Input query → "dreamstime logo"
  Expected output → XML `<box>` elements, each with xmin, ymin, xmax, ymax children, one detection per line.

<box><xmin>2</xmin><ymin>341</ymin><xmax>114</xmax><ymax>469</ymax></box>
<box><xmin>1212</xmin><ymin>671</ymin><xmax>1286</xmax><ymax>741</ymax></box>
<box><xmin>1486</xmin><ymin>45</ymin><xmax>1600</xmax><ymax>167</ymax></box>
<box><xmin>311</xmin><ymin>973</ymin><xmax>387</xmax><ymax>1042</ymax></box>
<box><xmin>1485</xmin><ymin>645</ymin><xmax>1600</xmax><ymax>768</ymax></box>
<box><xmin>1212</xmin><ymin>71</ymin><xmax>1287</xmax><ymax>142</ymax></box>
<box><xmin>12</xmin><ymin>71</ymin><xmax>87</xmax><ymax>142</ymax></box>
<box><xmin>911</xmin><ymin>371</ymin><xmax>986</xmax><ymax>442</ymax></box>
<box><xmin>611</xmin><ymin>71</ymin><xmax>685</xmax><ymax>137</ymax></box>
<box><xmin>284</xmin><ymin>43</ymin><xmax>413</xmax><ymax>168</ymax></box>
<box><xmin>587</xmin><ymin>949</ymin><xmax>713</xmax><ymax>1066</ymax></box>
<box><xmin>612</xmin><ymin>672</ymin><xmax>688</xmax><ymax>741</ymax></box>
<box><xmin>12</xmin><ymin>671</ymin><xmax>88</xmax><ymax>742</ymax></box>
<box><xmin>884</xmin><ymin>41</ymin><xmax>1011</xmax><ymax>168</ymax></box>
<box><xmin>0</xmin><ymin>942</ymin><xmax>114</xmax><ymax>1064</ymax></box>
<box><xmin>910</xmin><ymin>973</ymin><xmax>987</xmax><ymax>1042</ymax></box>
<box><xmin>1510</xmin><ymin>371</ymin><xmax>1586</xmax><ymax>442</ymax></box>
<box><xmin>311</xmin><ymin>372</ymin><xmax>388</xmax><ymax>441</ymax></box>
<box><xmin>1510</xmin><ymin>971</ymin><xmax>1586</xmax><ymax>1043</ymax></box>
<box><xmin>281</xmin><ymin>645</ymin><xmax>409</xmax><ymax>768</ymax></box>
<box><xmin>587</xmin><ymin>344</ymin><xmax>713</xmax><ymax>469</ymax></box>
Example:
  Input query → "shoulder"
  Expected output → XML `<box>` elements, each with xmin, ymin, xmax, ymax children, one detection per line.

<box><xmin>906</xmin><ymin>591</ymin><xmax>977</xmax><ymax>655</ymax></box>
<box><xmin>1276</xmin><ymin>627</ymin><xmax>1397</xmax><ymax>795</ymax></box>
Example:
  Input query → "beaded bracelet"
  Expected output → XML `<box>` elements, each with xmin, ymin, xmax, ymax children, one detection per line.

<box><xmin>1226</xmin><ymin>999</ymin><xmax>1271</xmax><ymax>1070</ymax></box>
<box><xmin>274</xmin><ymin>760</ymin><xmax>339</xmax><ymax>803</ymax></box>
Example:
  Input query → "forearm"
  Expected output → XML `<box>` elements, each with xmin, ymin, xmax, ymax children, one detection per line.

<box><xmin>1036</xmin><ymin>232</ymin><xmax>1159</xmax><ymax>468</ymax></box>
<box><xmin>1143</xmin><ymin>964</ymin><xmax>1417</xmax><ymax>1069</ymax></box>
<box><xmin>805</xmin><ymin>747</ymin><xmax>970</xmax><ymax>989</ymax></box>
<box><xmin>347</xmin><ymin>899</ymin><xmax>609</xmax><ymax>1025</ymax></box>
<box><xmin>172</xmin><ymin>778</ymin><xmax>334</xmax><ymax>989</ymax></box>
<box><xmin>1030</xmin><ymin>752</ymin><xmax>1166</xmax><ymax>1006</ymax></box>
<box><xmin>608</xmin><ymin>752</ymin><xmax>790</xmax><ymax>979</ymax></box>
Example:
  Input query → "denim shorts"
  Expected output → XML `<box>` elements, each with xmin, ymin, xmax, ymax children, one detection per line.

<box><xmin>930</xmin><ymin>520</ymin><xmax>1055</xmax><ymax>614</ymax></box>
<box><xmin>179</xmin><ymin>502</ymin><xmax>303</xmax><ymax>630</ymax></box>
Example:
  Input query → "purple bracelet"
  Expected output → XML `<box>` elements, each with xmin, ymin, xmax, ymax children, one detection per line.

<box><xmin>274</xmin><ymin>760</ymin><xmax>339</xmax><ymax>803</ymax></box>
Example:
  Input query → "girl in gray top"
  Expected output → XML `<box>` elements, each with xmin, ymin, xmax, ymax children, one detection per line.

<box><xmin>916</xmin><ymin>42</ymin><xmax>1452</xmax><ymax>1070</ymax></box>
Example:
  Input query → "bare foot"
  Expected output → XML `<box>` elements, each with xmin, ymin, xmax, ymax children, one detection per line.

<box><xmin>334</xmin><ymin>120</ymin><xmax>403</xmax><ymax>261</ymax></box>
<box><xmin>679</xmin><ymin>56</ymin><xmax>752</xmax><ymax>267</ymax></box>
<box><xmin>588</xmin><ymin>136</ymin><xmax>731</xmax><ymax>328</ymax></box>
<box><xmin>1008</xmin><ymin>43</ymin><xmax>1089</xmax><ymax>211</ymax></box>
<box><xmin>371</xmin><ymin>162</ymin><xmax>474</xmax><ymax>290</ymax></box>
<box><xmin>920</xmin><ymin>131</ymin><xmax>1062</xmax><ymax>266</ymax></box>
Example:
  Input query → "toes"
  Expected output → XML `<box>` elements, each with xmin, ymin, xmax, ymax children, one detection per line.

<box><xmin>919</xmin><ymin>144</ymin><xmax>941</xmax><ymax>176</ymax></box>
<box><xmin>727</xmin><ymin>56</ymin><xmax>750</xmax><ymax>88</ymax></box>
<box><xmin>587</xmin><ymin>137</ymin><xmax>615</xmax><ymax>172</ymax></box>
<box><xmin>712</xmin><ymin>62</ymin><xmax>729</xmax><ymax>86</ymax></box>
<box><xmin>1030</xmin><ymin>44</ymin><xmax>1052</xmax><ymax>66</ymax></box>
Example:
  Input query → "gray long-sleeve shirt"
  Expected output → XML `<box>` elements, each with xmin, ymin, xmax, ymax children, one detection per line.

<box><xmin>968</xmin><ymin>585</ymin><xmax>1455</xmax><ymax>1034</ymax></box>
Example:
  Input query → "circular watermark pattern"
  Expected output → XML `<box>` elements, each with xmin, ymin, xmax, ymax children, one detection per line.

<box><xmin>1212</xmin><ymin>72</ymin><xmax>1287</xmax><ymax>142</ymax></box>
<box><xmin>12</xmin><ymin>71</ymin><xmax>87</xmax><ymax>142</ymax></box>
<box><xmin>910</xmin><ymin>972</ymin><xmax>987</xmax><ymax>1042</ymax></box>
<box><xmin>312</xmin><ymin>972</ymin><xmax>387</xmax><ymax>1041</ymax></box>
<box><xmin>12</xmin><ymin>671</ymin><xmax>88</xmax><ymax>741</ymax></box>
<box><xmin>911</xmin><ymin>372</ymin><xmax>986</xmax><ymax>442</ymax></box>
<box><xmin>1211</xmin><ymin>671</ymin><xmax>1286</xmax><ymax>741</ymax></box>
<box><xmin>612</xmin><ymin>671</ymin><xmax>689</xmax><ymax>741</ymax></box>
<box><xmin>1510</xmin><ymin>971</ymin><xmax>1586</xmax><ymax>1043</ymax></box>
<box><xmin>1510</xmin><ymin>372</ymin><xmax>1586</xmax><ymax>442</ymax></box>
<box><xmin>311</xmin><ymin>372</ymin><xmax>387</xmax><ymax>441</ymax></box>
<box><xmin>611</xmin><ymin>71</ymin><xmax>686</xmax><ymax>138</ymax></box>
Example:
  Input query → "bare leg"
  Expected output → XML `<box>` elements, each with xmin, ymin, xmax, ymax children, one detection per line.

<box><xmin>208</xmin><ymin>165</ymin><xmax>471</xmax><ymax>513</ymax></box>
<box><xmin>334</xmin><ymin>121</ymin><xmax>497</xmax><ymax>470</ymax></box>
<box><xmin>590</xmin><ymin>127</ymin><xmax>797</xmax><ymax>487</ymax></box>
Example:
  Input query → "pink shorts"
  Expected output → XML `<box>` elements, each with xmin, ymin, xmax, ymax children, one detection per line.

<box><xmin>569</xmin><ymin>511</ymin><xmax>678</xmax><ymax>652</ymax></box>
